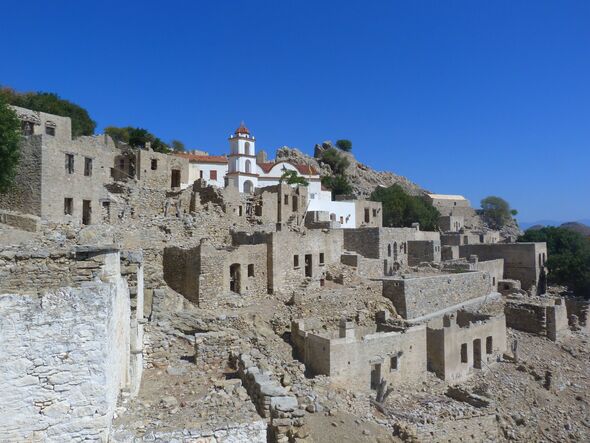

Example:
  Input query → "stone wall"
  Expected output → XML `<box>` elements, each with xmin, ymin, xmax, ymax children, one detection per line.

<box><xmin>0</xmin><ymin>134</ymin><xmax>43</xmax><ymax>216</ymax></box>
<box><xmin>268</xmin><ymin>229</ymin><xmax>344</xmax><ymax>294</ymax></box>
<box><xmin>0</xmin><ymin>209</ymin><xmax>41</xmax><ymax>232</ymax></box>
<box><xmin>235</xmin><ymin>354</ymin><xmax>304</xmax><ymax>443</ymax></box>
<box><xmin>504</xmin><ymin>297</ymin><xmax>569</xmax><ymax>341</ymax></box>
<box><xmin>343</xmin><ymin>227</ymin><xmax>441</xmax><ymax>273</ymax></box>
<box><xmin>407</xmin><ymin>239</ymin><xmax>442</xmax><ymax>265</ymax></box>
<box><xmin>163</xmin><ymin>238</ymin><xmax>268</xmax><ymax>307</ymax></box>
<box><xmin>136</xmin><ymin>148</ymin><xmax>190</xmax><ymax>189</ymax></box>
<box><xmin>0</xmin><ymin>246</ymin><xmax>143</xmax><ymax>441</ymax></box>
<box><xmin>382</xmin><ymin>271</ymin><xmax>493</xmax><ymax>320</ymax></box>
<box><xmin>426</xmin><ymin>311</ymin><xmax>507</xmax><ymax>382</ymax></box>
<box><xmin>459</xmin><ymin>243</ymin><xmax>547</xmax><ymax>290</ymax></box>
<box><xmin>0</xmin><ymin>248</ymin><xmax>135</xmax><ymax>441</ymax></box>
<box><xmin>293</xmin><ymin>319</ymin><xmax>427</xmax><ymax>390</ymax></box>
<box><xmin>41</xmin><ymin>134</ymin><xmax>118</xmax><ymax>224</ymax></box>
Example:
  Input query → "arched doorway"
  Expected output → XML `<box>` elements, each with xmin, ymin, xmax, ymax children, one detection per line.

<box><xmin>243</xmin><ymin>180</ymin><xmax>254</xmax><ymax>194</ymax></box>
<box><xmin>230</xmin><ymin>263</ymin><xmax>241</xmax><ymax>293</ymax></box>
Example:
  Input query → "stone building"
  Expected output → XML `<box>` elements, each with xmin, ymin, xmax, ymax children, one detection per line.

<box><xmin>0</xmin><ymin>244</ymin><xmax>144</xmax><ymax>441</ymax></box>
<box><xmin>292</xmin><ymin>318</ymin><xmax>427</xmax><ymax>390</ymax></box>
<box><xmin>424</xmin><ymin>193</ymin><xmax>471</xmax><ymax>216</ymax></box>
<box><xmin>0</xmin><ymin>106</ymin><xmax>190</xmax><ymax>226</ymax></box>
<box><xmin>504</xmin><ymin>296</ymin><xmax>569</xmax><ymax>341</ymax></box>
<box><xmin>459</xmin><ymin>242</ymin><xmax>547</xmax><ymax>290</ymax></box>
<box><xmin>381</xmin><ymin>271</ymin><xmax>495</xmax><ymax>320</ymax></box>
<box><xmin>426</xmin><ymin>310</ymin><xmax>507</xmax><ymax>382</ymax></box>
<box><xmin>343</xmin><ymin>226</ymin><xmax>441</xmax><ymax>275</ymax></box>
<box><xmin>163</xmin><ymin>228</ymin><xmax>344</xmax><ymax>305</ymax></box>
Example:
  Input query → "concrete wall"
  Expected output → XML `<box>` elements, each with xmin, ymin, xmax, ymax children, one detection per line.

<box><xmin>382</xmin><ymin>271</ymin><xmax>493</xmax><ymax>320</ymax></box>
<box><xmin>459</xmin><ymin>243</ymin><xmax>547</xmax><ymax>290</ymax></box>
<box><xmin>427</xmin><ymin>311</ymin><xmax>507</xmax><ymax>382</ymax></box>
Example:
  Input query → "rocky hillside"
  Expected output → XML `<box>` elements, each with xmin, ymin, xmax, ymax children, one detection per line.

<box><xmin>274</xmin><ymin>142</ymin><xmax>425</xmax><ymax>198</ymax></box>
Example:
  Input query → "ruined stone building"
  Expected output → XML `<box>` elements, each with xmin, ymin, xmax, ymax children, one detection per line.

<box><xmin>0</xmin><ymin>106</ymin><xmax>189</xmax><ymax>228</ymax></box>
<box><xmin>0</xmin><ymin>244</ymin><xmax>144</xmax><ymax>441</ymax></box>
<box><xmin>292</xmin><ymin>318</ymin><xmax>427</xmax><ymax>389</ymax></box>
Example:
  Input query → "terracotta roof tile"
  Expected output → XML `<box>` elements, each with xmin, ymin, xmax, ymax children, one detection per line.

<box><xmin>258</xmin><ymin>161</ymin><xmax>319</xmax><ymax>176</ymax></box>
<box><xmin>174</xmin><ymin>153</ymin><xmax>228</xmax><ymax>164</ymax></box>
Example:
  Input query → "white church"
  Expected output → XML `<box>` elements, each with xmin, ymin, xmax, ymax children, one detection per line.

<box><xmin>176</xmin><ymin>123</ymin><xmax>381</xmax><ymax>228</ymax></box>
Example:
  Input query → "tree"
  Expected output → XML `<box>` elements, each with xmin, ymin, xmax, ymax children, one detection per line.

<box><xmin>336</xmin><ymin>139</ymin><xmax>352</xmax><ymax>152</ymax></box>
<box><xmin>320</xmin><ymin>148</ymin><xmax>349</xmax><ymax>175</ymax></box>
<box><xmin>319</xmin><ymin>148</ymin><xmax>352</xmax><ymax>197</ymax></box>
<box><xmin>0</xmin><ymin>87</ymin><xmax>95</xmax><ymax>137</ymax></box>
<box><xmin>105</xmin><ymin>126</ymin><xmax>170</xmax><ymax>153</ymax></box>
<box><xmin>322</xmin><ymin>174</ymin><xmax>352</xmax><ymax>197</ymax></box>
<box><xmin>171</xmin><ymin>140</ymin><xmax>185</xmax><ymax>152</ymax></box>
<box><xmin>279</xmin><ymin>169</ymin><xmax>309</xmax><ymax>186</ymax></box>
<box><xmin>0</xmin><ymin>96</ymin><xmax>21</xmax><ymax>192</ymax></box>
<box><xmin>480</xmin><ymin>196</ymin><xmax>516</xmax><ymax>228</ymax></box>
<box><xmin>370</xmin><ymin>185</ymin><xmax>440</xmax><ymax>230</ymax></box>
<box><xmin>519</xmin><ymin>227</ymin><xmax>590</xmax><ymax>298</ymax></box>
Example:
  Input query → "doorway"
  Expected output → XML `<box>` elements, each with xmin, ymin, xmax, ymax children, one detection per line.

<box><xmin>473</xmin><ymin>338</ymin><xmax>482</xmax><ymax>369</ymax></box>
<box><xmin>370</xmin><ymin>363</ymin><xmax>381</xmax><ymax>390</ymax></box>
<box><xmin>304</xmin><ymin>254</ymin><xmax>312</xmax><ymax>277</ymax></box>
<box><xmin>82</xmin><ymin>200</ymin><xmax>92</xmax><ymax>225</ymax></box>
<box><xmin>171</xmin><ymin>169</ymin><xmax>181</xmax><ymax>188</ymax></box>
<box><xmin>230</xmin><ymin>263</ymin><xmax>241</xmax><ymax>293</ymax></box>
<box><xmin>292</xmin><ymin>195</ymin><xmax>298</xmax><ymax>212</ymax></box>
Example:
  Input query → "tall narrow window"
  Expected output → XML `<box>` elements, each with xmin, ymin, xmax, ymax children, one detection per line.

<box><xmin>460</xmin><ymin>343</ymin><xmax>468</xmax><ymax>363</ymax></box>
<box><xmin>319</xmin><ymin>252</ymin><xmax>325</xmax><ymax>265</ymax></box>
<box><xmin>84</xmin><ymin>157</ymin><xmax>93</xmax><ymax>176</ymax></box>
<box><xmin>248</xmin><ymin>264</ymin><xmax>254</xmax><ymax>277</ymax></box>
<box><xmin>293</xmin><ymin>255</ymin><xmax>299</xmax><ymax>268</ymax></box>
<box><xmin>486</xmin><ymin>336</ymin><xmax>493</xmax><ymax>354</ymax></box>
<box><xmin>65</xmin><ymin>154</ymin><xmax>74</xmax><ymax>174</ymax></box>
<box><xmin>390</xmin><ymin>356</ymin><xmax>398</xmax><ymax>371</ymax></box>
<box><xmin>64</xmin><ymin>198</ymin><xmax>73</xmax><ymax>215</ymax></box>
<box><xmin>151</xmin><ymin>159</ymin><xmax>158</xmax><ymax>170</ymax></box>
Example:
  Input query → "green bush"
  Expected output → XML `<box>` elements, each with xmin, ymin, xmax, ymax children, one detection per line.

<box><xmin>519</xmin><ymin>227</ymin><xmax>590</xmax><ymax>298</ymax></box>
<box><xmin>370</xmin><ymin>185</ymin><xmax>440</xmax><ymax>230</ymax></box>
<box><xmin>105</xmin><ymin>126</ymin><xmax>170</xmax><ymax>153</ymax></box>
<box><xmin>280</xmin><ymin>169</ymin><xmax>309</xmax><ymax>186</ymax></box>
<box><xmin>0</xmin><ymin>87</ymin><xmax>96</xmax><ymax>137</ymax></box>
<box><xmin>0</xmin><ymin>96</ymin><xmax>21</xmax><ymax>192</ymax></box>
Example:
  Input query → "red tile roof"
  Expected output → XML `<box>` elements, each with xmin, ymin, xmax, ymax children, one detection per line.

<box><xmin>235</xmin><ymin>122</ymin><xmax>250</xmax><ymax>135</ymax></box>
<box><xmin>174</xmin><ymin>153</ymin><xmax>228</xmax><ymax>164</ymax></box>
<box><xmin>258</xmin><ymin>161</ymin><xmax>319</xmax><ymax>176</ymax></box>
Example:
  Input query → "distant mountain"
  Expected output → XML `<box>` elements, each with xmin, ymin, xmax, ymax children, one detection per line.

<box><xmin>522</xmin><ymin>220</ymin><xmax>590</xmax><ymax>237</ymax></box>
<box><xmin>520</xmin><ymin>220</ymin><xmax>563</xmax><ymax>230</ymax></box>
<box><xmin>561</xmin><ymin>222</ymin><xmax>590</xmax><ymax>237</ymax></box>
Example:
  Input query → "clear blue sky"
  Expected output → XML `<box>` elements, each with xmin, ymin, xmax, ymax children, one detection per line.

<box><xmin>2</xmin><ymin>1</ymin><xmax>589</xmax><ymax>222</ymax></box>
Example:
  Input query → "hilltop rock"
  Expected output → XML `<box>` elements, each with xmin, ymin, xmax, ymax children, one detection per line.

<box><xmin>276</xmin><ymin>143</ymin><xmax>425</xmax><ymax>198</ymax></box>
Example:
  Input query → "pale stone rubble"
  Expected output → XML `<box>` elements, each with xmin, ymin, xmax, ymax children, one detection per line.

<box><xmin>0</xmin><ymin>107</ymin><xmax>588</xmax><ymax>442</ymax></box>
